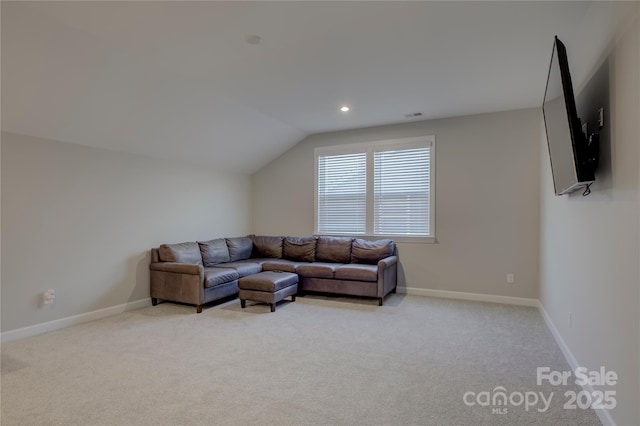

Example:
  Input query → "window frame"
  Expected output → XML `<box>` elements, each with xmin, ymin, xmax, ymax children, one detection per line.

<box><xmin>314</xmin><ymin>135</ymin><xmax>436</xmax><ymax>244</ymax></box>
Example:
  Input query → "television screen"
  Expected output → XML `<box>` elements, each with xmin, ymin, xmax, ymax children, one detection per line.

<box><xmin>543</xmin><ymin>36</ymin><xmax>595</xmax><ymax>195</ymax></box>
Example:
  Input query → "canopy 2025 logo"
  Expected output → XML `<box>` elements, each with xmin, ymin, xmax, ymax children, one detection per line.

<box><xmin>537</xmin><ymin>366</ymin><xmax>617</xmax><ymax>410</ymax></box>
<box><xmin>463</xmin><ymin>367</ymin><xmax>617</xmax><ymax>415</ymax></box>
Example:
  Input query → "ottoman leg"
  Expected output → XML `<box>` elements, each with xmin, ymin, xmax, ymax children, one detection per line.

<box><xmin>270</xmin><ymin>303</ymin><xmax>276</xmax><ymax>313</ymax></box>
<box><xmin>196</xmin><ymin>305</ymin><xmax>203</xmax><ymax>313</ymax></box>
<box><xmin>241</xmin><ymin>299</ymin><xmax>246</xmax><ymax>308</ymax></box>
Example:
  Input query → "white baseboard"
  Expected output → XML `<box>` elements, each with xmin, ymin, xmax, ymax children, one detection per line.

<box><xmin>538</xmin><ymin>303</ymin><xmax>579</xmax><ymax>371</ymax></box>
<box><xmin>538</xmin><ymin>303</ymin><xmax>616</xmax><ymax>426</ymax></box>
<box><xmin>1</xmin><ymin>298</ymin><xmax>152</xmax><ymax>343</ymax></box>
<box><xmin>397</xmin><ymin>286</ymin><xmax>539</xmax><ymax>307</ymax></box>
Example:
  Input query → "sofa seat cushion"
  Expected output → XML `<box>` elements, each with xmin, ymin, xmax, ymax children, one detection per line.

<box><xmin>262</xmin><ymin>259</ymin><xmax>308</xmax><ymax>273</ymax></box>
<box><xmin>334</xmin><ymin>264</ymin><xmax>378</xmax><ymax>282</ymax></box>
<box><xmin>245</xmin><ymin>258</ymin><xmax>278</xmax><ymax>265</ymax></box>
<box><xmin>204</xmin><ymin>267</ymin><xmax>239</xmax><ymax>288</ymax></box>
<box><xmin>159</xmin><ymin>242</ymin><xmax>203</xmax><ymax>265</ymax></box>
<box><xmin>296</xmin><ymin>262</ymin><xmax>344</xmax><ymax>279</ymax></box>
<box><xmin>213</xmin><ymin>261</ymin><xmax>262</xmax><ymax>277</ymax></box>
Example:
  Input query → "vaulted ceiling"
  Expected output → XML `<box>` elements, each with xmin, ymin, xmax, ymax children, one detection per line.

<box><xmin>1</xmin><ymin>1</ymin><xmax>630</xmax><ymax>173</ymax></box>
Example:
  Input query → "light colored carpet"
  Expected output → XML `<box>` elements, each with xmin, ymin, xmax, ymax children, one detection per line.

<box><xmin>1</xmin><ymin>294</ymin><xmax>600</xmax><ymax>425</ymax></box>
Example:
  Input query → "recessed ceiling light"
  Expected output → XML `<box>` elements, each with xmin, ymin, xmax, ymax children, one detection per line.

<box><xmin>245</xmin><ymin>34</ymin><xmax>262</xmax><ymax>45</ymax></box>
<box><xmin>340</xmin><ymin>106</ymin><xmax>350</xmax><ymax>112</ymax></box>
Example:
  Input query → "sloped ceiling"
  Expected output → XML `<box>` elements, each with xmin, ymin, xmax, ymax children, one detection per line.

<box><xmin>1</xmin><ymin>1</ymin><xmax>630</xmax><ymax>173</ymax></box>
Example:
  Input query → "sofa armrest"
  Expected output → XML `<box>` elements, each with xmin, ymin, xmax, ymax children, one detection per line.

<box><xmin>149</xmin><ymin>262</ymin><xmax>205</xmax><ymax>310</ymax></box>
<box><xmin>377</xmin><ymin>255</ymin><xmax>398</xmax><ymax>300</ymax></box>
<box><xmin>377</xmin><ymin>255</ymin><xmax>398</xmax><ymax>269</ymax></box>
<box><xmin>149</xmin><ymin>262</ymin><xmax>203</xmax><ymax>275</ymax></box>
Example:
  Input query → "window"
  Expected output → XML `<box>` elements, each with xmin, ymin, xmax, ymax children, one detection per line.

<box><xmin>315</xmin><ymin>136</ymin><xmax>435</xmax><ymax>241</ymax></box>
<box><xmin>317</xmin><ymin>152</ymin><xmax>367</xmax><ymax>234</ymax></box>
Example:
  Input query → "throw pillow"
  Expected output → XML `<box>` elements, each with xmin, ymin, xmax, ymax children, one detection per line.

<box><xmin>159</xmin><ymin>242</ymin><xmax>203</xmax><ymax>265</ymax></box>
<box><xmin>283</xmin><ymin>237</ymin><xmax>317</xmax><ymax>262</ymax></box>
<box><xmin>198</xmin><ymin>238</ymin><xmax>231</xmax><ymax>266</ymax></box>
<box><xmin>351</xmin><ymin>239</ymin><xmax>395</xmax><ymax>264</ymax></box>
<box><xmin>251</xmin><ymin>236</ymin><xmax>283</xmax><ymax>258</ymax></box>
<box><xmin>315</xmin><ymin>236</ymin><xmax>353</xmax><ymax>264</ymax></box>
<box><xmin>226</xmin><ymin>237</ymin><xmax>253</xmax><ymax>262</ymax></box>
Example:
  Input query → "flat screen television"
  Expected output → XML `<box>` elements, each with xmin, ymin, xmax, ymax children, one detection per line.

<box><xmin>543</xmin><ymin>36</ymin><xmax>599</xmax><ymax>196</ymax></box>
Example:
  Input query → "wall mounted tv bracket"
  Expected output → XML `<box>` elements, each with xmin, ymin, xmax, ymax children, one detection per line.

<box><xmin>579</xmin><ymin>107</ymin><xmax>604</xmax><ymax>195</ymax></box>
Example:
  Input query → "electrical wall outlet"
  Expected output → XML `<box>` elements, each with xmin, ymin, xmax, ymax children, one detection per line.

<box><xmin>43</xmin><ymin>289</ymin><xmax>55</xmax><ymax>305</ymax></box>
<box><xmin>506</xmin><ymin>273</ymin><xmax>515</xmax><ymax>284</ymax></box>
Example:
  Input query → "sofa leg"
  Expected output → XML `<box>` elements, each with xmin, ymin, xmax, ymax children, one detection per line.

<box><xmin>152</xmin><ymin>298</ymin><xmax>158</xmax><ymax>306</ymax></box>
<box><xmin>291</xmin><ymin>295</ymin><xmax>296</xmax><ymax>302</ymax></box>
<box><xmin>196</xmin><ymin>305</ymin><xmax>202</xmax><ymax>314</ymax></box>
<box><xmin>270</xmin><ymin>303</ymin><xmax>276</xmax><ymax>313</ymax></box>
<box><xmin>391</xmin><ymin>287</ymin><xmax>397</xmax><ymax>294</ymax></box>
<box><xmin>241</xmin><ymin>299</ymin><xmax>246</xmax><ymax>308</ymax></box>
<box><xmin>378</xmin><ymin>298</ymin><xmax>383</xmax><ymax>306</ymax></box>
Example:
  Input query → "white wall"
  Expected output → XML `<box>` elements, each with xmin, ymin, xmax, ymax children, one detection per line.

<box><xmin>539</xmin><ymin>15</ymin><xmax>639</xmax><ymax>426</ymax></box>
<box><xmin>252</xmin><ymin>108</ymin><xmax>541</xmax><ymax>300</ymax></box>
<box><xmin>1</xmin><ymin>132</ymin><xmax>252</xmax><ymax>332</ymax></box>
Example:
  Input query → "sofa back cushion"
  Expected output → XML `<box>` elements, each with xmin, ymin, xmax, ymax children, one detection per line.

<box><xmin>198</xmin><ymin>238</ymin><xmax>231</xmax><ymax>266</ymax></box>
<box><xmin>159</xmin><ymin>242</ymin><xmax>203</xmax><ymax>265</ymax></box>
<box><xmin>315</xmin><ymin>236</ymin><xmax>353</xmax><ymax>264</ymax></box>
<box><xmin>251</xmin><ymin>236</ymin><xmax>283</xmax><ymax>258</ymax></box>
<box><xmin>351</xmin><ymin>239</ymin><xmax>395</xmax><ymax>264</ymax></box>
<box><xmin>226</xmin><ymin>237</ymin><xmax>253</xmax><ymax>262</ymax></box>
<box><xmin>283</xmin><ymin>237</ymin><xmax>317</xmax><ymax>262</ymax></box>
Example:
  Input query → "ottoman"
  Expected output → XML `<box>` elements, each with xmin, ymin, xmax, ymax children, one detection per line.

<box><xmin>238</xmin><ymin>271</ymin><xmax>298</xmax><ymax>312</ymax></box>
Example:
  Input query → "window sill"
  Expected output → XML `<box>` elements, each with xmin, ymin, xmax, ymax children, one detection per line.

<box><xmin>386</xmin><ymin>236</ymin><xmax>436</xmax><ymax>244</ymax></box>
<box><xmin>314</xmin><ymin>234</ymin><xmax>436</xmax><ymax>244</ymax></box>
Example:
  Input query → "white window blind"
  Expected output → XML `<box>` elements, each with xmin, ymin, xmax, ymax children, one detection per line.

<box><xmin>315</xmin><ymin>136</ymin><xmax>435</xmax><ymax>240</ymax></box>
<box><xmin>374</xmin><ymin>147</ymin><xmax>430</xmax><ymax>236</ymax></box>
<box><xmin>317</xmin><ymin>152</ymin><xmax>367</xmax><ymax>234</ymax></box>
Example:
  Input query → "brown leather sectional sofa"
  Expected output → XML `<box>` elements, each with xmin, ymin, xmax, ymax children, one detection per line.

<box><xmin>149</xmin><ymin>235</ymin><xmax>398</xmax><ymax>313</ymax></box>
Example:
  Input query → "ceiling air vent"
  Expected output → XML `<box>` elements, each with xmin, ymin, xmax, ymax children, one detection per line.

<box><xmin>404</xmin><ymin>112</ymin><xmax>423</xmax><ymax>118</ymax></box>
